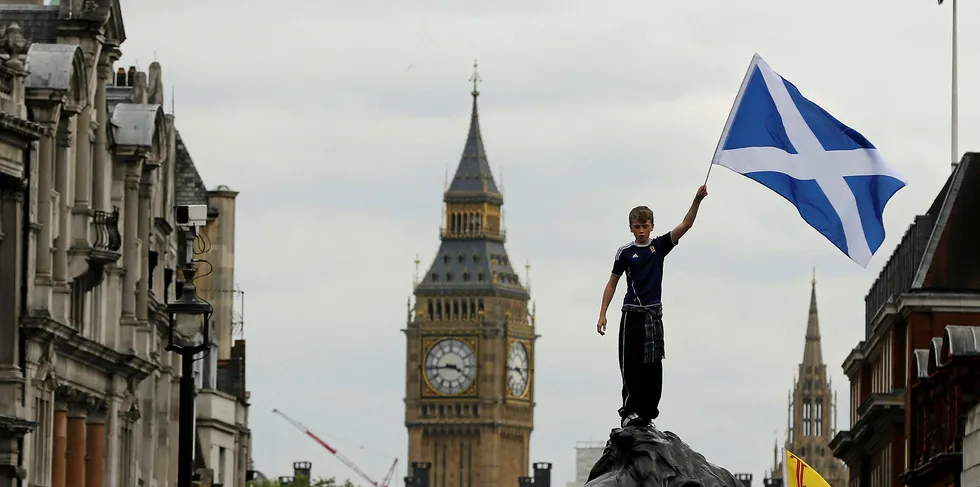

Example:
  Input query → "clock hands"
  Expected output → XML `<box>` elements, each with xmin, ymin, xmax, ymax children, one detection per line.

<box><xmin>426</xmin><ymin>362</ymin><xmax>474</xmax><ymax>381</ymax></box>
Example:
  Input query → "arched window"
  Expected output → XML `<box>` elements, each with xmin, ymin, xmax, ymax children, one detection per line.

<box><xmin>803</xmin><ymin>400</ymin><xmax>811</xmax><ymax>436</ymax></box>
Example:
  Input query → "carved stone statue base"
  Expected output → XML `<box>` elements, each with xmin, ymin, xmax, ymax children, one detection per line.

<box><xmin>586</xmin><ymin>427</ymin><xmax>743</xmax><ymax>487</ymax></box>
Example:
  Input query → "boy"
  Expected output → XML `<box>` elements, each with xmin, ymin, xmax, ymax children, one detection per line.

<box><xmin>596</xmin><ymin>184</ymin><xmax>708</xmax><ymax>428</ymax></box>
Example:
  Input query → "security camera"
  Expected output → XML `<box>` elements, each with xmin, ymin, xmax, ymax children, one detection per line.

<box><xmin>173</xmin><ymin>204</ymin><xmax>207</xmax><ymax>229</ymax></box>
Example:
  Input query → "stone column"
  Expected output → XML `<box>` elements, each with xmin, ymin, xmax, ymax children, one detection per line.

<box><xmin>121</xmin><ymin>167</ymin><xmax>140</xmax><ymax>319</ymax></box>
<box><xmin>51</xmin><ymin>406</ymin><xmax>67</xmax><ymax>487</ymax></box>
<box><xmin>0</xmin><ymin>177</ymin><xmax>23</xmax><ymax>381</ymax></box>
<box><xmin>66</xmin><ymin>409</ymin><xmax>86</xmax><ymax>487</ymax></box>
<box><xmin>73</xmin><ymin>106</ymin><xmax>92</xmax><ymax>246</ymax></box>
<box><xmin>136</xmin><ymin>176</ymin><xmax>151</xmax><ymax>322</ymax></box>
<box><xmin>92</xmin><ymin>53</ymin><xmax>113</xmax><ymax>212</ymax></box>
<box><xmin>34</xmin><ymin>122</ymin><xmax>56</xmax><ymax>312</ymax></box>
<box><xmin>84</xmin><ymin>413</ymin><xmax>105</xmax><ymax>487</ymax></box>
<box><xmin>53</xmin><ymin>121</ymin><xmax>73</xmax><ymax>323</ymax></box>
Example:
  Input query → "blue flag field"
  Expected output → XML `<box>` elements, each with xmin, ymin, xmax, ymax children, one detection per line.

<box><xmin>711</xmin><ymin>53</ymin><xmax>907</xmax><ymax>268</ymax></box>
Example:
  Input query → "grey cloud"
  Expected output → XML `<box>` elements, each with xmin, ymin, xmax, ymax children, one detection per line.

<box><xmin>112</xmin><ymin>0</ymin><xmax>979</xmax><ymax>483</ymax></box>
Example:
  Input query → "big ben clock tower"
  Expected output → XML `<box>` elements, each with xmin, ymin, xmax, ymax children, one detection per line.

<box><xmin>404</xmin><ymin>63</ymin><xmax>537</xmax><ymax>487</ymax></box>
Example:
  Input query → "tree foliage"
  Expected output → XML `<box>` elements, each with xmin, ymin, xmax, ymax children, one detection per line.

<box><xmin>248</xmin><ymin>474</ymin><xmax>359</xmax><ymax>487</ymax></box>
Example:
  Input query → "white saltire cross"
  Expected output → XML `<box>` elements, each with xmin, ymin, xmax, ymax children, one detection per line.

<box><xmin>715</xmin><ymin>57</ymin><xmax>905</xmax><ymax>267</ymax></box>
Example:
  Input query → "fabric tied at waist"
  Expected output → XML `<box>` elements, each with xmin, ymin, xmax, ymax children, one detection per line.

<box><xmin>622</xmin><ymin>303</ymin><xmax>664</xmax><ymax>363</ymax></box>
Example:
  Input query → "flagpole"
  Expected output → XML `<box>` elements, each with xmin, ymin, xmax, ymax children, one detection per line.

<box><xmin>951</xmin><ymin>0</ymin><xmax>959</xmax><ymax>171</ymax></box>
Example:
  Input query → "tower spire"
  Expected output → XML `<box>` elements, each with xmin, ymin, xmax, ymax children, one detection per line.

<box><xmin>802</xmin><ymin>268</ymin><xmax>824</xmax><ymax>367</ymax></box>
<box><xmin>444</xmin><ymin>60</ymin><xmax>500</xmax><ymax>201</ymax></box>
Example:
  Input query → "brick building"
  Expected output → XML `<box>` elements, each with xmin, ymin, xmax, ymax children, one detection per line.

<box><xmin>829</xmin><ymin>152</ymin><xmax>980</xmax><ymax>487</ymax></box>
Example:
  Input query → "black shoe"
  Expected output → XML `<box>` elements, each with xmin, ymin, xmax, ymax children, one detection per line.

<box><xmin>621</xmin><ymin>413</ymin><xmax>651</xmax><ymax>428</ymax></box>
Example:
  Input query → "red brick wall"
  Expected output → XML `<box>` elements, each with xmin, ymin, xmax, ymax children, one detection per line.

<box><xmin>902</xmin><ymin>310</ymin><xmax>980</xmax><ymax>474</ymax></box>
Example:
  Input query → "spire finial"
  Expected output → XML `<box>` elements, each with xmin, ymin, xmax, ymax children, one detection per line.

<box><xmin>811</xmin><ymin>267</ymin><xmax>816</xmax><ymax>287</ymax></box>
<box><xmin>413</xmin><ymin>253</ymin><xmax>421</xmax><ymax>286</ymax></box>
<box><xmin>469</xmin><ymin>59</ymin><xmax>482</xmax><ymax>96</ymax></box>
<box><xmin>525</xmin><ymin>259</ymin><xmax>532</xmax><ymax>293</ymax></box>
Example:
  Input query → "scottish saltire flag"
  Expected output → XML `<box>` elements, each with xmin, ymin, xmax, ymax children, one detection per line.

<box><xmin>782</xmin><ymin>449</ymin><xmax>833</xmax><ymax>487</ymax></box>
<box><xmin>711</xmin><ymin>54</ymin><xmax>907</xmax><ymax>268</ymax></box>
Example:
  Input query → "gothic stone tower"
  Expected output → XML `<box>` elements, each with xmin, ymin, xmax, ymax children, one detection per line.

<box><xmin>404</xmin><ymin>72</ymin><xmax>536</xmax><ymax>487</ymax></box>
<box><xmin>772</xmin><ymin>272</ymin><xmax>848</xmax><ymax>487</ymax></box>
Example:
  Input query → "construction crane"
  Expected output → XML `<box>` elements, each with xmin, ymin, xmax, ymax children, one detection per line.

<box><xmin>272</xmin><ymin>408</ymin><xmax>399</xmax><ymax>487</ymax></box>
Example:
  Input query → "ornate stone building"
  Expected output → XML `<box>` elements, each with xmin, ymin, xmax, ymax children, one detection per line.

<box><xmin>764</xmin><ymin>274</ymin><xmax>848</xmax><ymax>487</ymax></box>
<box><xmin>403</xmin><ymin>75</ymin><xmax>538</xmax><ymax>487</ymax></box>
<box><xmin>0</xmin><ymin>1</ymin><xmax>250</xmax><ymax>486</ymax></box>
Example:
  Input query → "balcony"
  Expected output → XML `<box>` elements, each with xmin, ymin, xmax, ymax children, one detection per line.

<box><xmin>90</xmin><ymin>207</ymin><xmax>122</xmax><ymax>262</ymax></box>
<box><xmin>864</xmin><ymin>214</ymin><xmax>933</xmax><ymax>337</ymax></box>
<box><xmin>440</xmin><ymin>226</ymin><xmax>506</xmax><ymax>241</ymax></box>
<box><xmin>832</xmin><ymin>391</ymin><xmax>905</xmax><ymax>464</ymax></box>
<box><xmin>69</xmin><ymin>206</ymin><xmax>122</xmax><ymax>292</ymax></box>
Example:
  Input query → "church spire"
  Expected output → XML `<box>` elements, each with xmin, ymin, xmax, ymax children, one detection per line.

<box><xmin>444</xmin><ymin>60</ymin><xmax>501</xmax><ymax>202</ymax></box>
<box><xmin>802</xmin><ymin>268</ymin><xmax>824</xmax><ymax>367</ymax></box>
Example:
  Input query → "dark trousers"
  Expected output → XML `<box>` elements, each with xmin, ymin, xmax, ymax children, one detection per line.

<box><xmin>617</xmin><ymin>310</ymin><xmax>664</xmax><ymax>420</ymax></box>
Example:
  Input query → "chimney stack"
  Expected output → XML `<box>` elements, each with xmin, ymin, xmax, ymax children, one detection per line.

<box><xmin>533</xmin><ymin>462</ymin><xmax>552</xmax><ymax>487</ymax></box>
<box><xmin>411</xmin><ymin>462</ymin><xmax>431</xmax><ymax>487</ymax></box>
<box><xmin>293</xmin><ymin>461</ymin><xmax>312</xmax><ymax>481</ymax></box>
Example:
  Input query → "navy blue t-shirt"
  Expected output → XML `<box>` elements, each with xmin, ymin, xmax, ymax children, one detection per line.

<box><xmin>611</xmin><ymin>232</ymin><xmax>677</xmax><ymax>307</ymax></box>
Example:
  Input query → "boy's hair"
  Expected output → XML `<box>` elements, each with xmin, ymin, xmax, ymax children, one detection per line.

<box><xmin>629</xmin><ymin>206</ymin><xmax>654</xmax><ymax>224</ymax></box>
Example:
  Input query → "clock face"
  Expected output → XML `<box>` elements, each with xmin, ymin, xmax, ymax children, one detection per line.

<box><xmin>507</xmin><ymin>341</ymin><xmax>530</xmax><ymax>397</ymax></box>
<box><xmin>425</xmin><ymin>339</ymin><xmax>477</xmax><ymax>395</ymax></box>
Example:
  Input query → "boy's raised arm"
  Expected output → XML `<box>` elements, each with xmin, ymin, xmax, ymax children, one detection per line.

<box><xmin>670</xmin><ymin>185</ymin><xmax>708</xmax><ymax>243</ymax></box>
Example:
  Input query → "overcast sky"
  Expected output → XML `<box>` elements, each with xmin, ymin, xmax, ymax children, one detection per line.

<box><xmin>111</xmin><ymin>0</ymin><xmax>976</xmax><ymax>484</ymax></box>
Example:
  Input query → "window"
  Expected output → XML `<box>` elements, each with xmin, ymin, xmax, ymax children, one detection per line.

<box><xmin>815</xmin><ymin>401</ymin><xmax>823</xmax><ymax>436</ymax></box>
<box><xmin>70</xmin><ymin>281</ymin><xmax>85</xmax><ymax>334</ymax></box>
<box><xmin>218</xmin><ymin>446</ymin><xmax>227</xmax><ymax>484</ymax></box>
<box><xmin>803</xmin><ymin>400</ymin><xmax>811</xmax><ymax>436</ymax></box>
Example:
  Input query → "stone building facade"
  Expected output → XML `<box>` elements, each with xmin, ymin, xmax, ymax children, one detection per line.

<box><xmin>0</xmin><ymin>1</ymin><xmax>250</xmax><ymax>486</ymax></box>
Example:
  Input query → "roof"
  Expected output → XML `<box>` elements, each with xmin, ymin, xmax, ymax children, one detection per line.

<box><xmin>912</xmin><ymin>152</ymin><xmax>980</xmax><ymax>289</ymax></box>
<box><xmin>24</xmin><ymin>43</ymin><xmax>86</xmax><ymax>98</ymax></box>
<box><xmin>416</xmin><ymin>87</ymin><xmax>527</xmax><ymax>300</ymax></box>
<box><xmin>173</xmin><ymin>129</ymin><xmax>210</xmax><ymax>208</ymax></box>
<box><xmin>444</xmin><ymin>89</ymin><xmax>502</xmax><ymax>204</ymax></box>
<box><xmin>863</xmin><ymin>156</ymin><xmax>964</xmax><ymax>329</ymax></box>
<box><xmin>110</xmin><ymin>103</ymin><xmax>164</xmax><ymax>148</ymax></box>
<box><xmin>415</xmin><ymin>239</ymin><xmax>527</xmax><ymax>299</ymax></box>
<box><xmin>912</xmin><ymin>325</ymin><xmax>980</xmax><ymax>380</ymax></box>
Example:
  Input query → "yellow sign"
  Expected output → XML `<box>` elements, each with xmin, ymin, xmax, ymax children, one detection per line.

<box><xmin>783</xmin><ymin>449</ymin><xmax>833</xmax><ymax>487</ymax></box>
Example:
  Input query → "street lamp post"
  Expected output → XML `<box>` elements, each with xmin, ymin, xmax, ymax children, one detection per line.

<box><xmin>166</xmin><ymin>228</ymin><xmax>213</xmax><ymax>487</ymax></box>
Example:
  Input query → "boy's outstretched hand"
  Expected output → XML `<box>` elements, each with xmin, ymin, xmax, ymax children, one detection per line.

<box><xmin>695</xmin><ymin>184</ymin><xmax>708</xmax><ymax>202</ymax></box>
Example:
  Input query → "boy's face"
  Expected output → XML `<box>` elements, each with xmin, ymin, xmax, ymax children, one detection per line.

<box><xmin>629</xmin><ymin>218</ymin><xmax>653</xmax><ymax>243</ymax></box>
